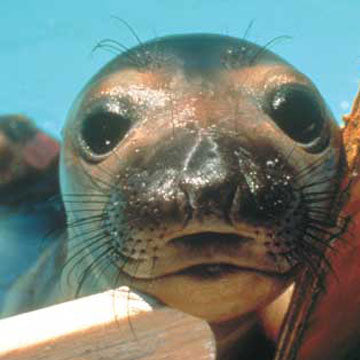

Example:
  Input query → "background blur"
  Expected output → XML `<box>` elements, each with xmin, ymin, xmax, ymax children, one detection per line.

<box><xmin>1</xmin><ymin>0</ymin><xmax>360</xmax><ymax>137</ymax></box>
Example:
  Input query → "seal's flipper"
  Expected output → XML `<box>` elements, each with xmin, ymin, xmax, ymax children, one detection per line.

<box><xmin>0</xmin><ymin>115</ymin><xmax>67</xmax><ymax>318</ymax></box>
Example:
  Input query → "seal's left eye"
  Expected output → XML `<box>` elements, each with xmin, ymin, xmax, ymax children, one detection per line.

<box><xmin>265</xmin><ymin>84</ymin><xmax>325</xmax><ymax>144</ymax></box>
<box><xmin>81</xmin><ymin>111</ymin><xmax>131</xmax><ymax>155</ymax></box>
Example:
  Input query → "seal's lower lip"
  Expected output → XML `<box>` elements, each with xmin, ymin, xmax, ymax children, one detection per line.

<box><xmin>170</xmin><ymin>263</ymin><xmax>252</xmax><ymax>279</ymax></box>
<box><xmin>160</xmin><ymin>262</ymin><xmax>296</xmax><ymax>280</ymax></box>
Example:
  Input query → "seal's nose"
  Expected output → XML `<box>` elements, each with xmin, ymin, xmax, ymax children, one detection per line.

<box><xmin>170</xmin><ymin>132</ymin><xmax>296</xmax><ymax>226</ymax></box>
<box><xmin>178</xmin><ymin>134</ymin><xmax>238</xmax><ymax>221</ymax></box>
<box><xmin>116</xmin><ymin>128</ymin><xmax>297</xmax><ymax>232</ymax></box>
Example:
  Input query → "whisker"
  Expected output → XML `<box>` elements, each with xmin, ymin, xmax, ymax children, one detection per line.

<box><xmin>293</xmin><ymin>246</ymin><xmax>323</xmax><ymax>282</ymax></box>
<box><xmin>64</xmin><ymin>236</ymin><xmax>112</xmax><ymax>287</ymax></box>
<box><xmin>295</xmin><ymin>177</ymin><xmax>338</xmax><ymax>191</ymax></box>
<box><xmin>63</xmin><ymin>199</ymin><xmax>108</xmax><ymax>204</ymax></box>
<box><xmin>67</xmin><ymin>226</ymin><xmax>106</xmax><ymax>247</ymax></box>
<box><xmin>301</xmin><ymin>190</ymin><xmax>338</xmax><ymax>197</ymax></box>
<box><xmin>298</xmin><ymin>240</ymin><xmax>334</xmax><ymax>277</ymax></box>
<box><xmin>242</xmin><ymin>19</ymin><xmax>255</xmax><ymax>40</ymax></box>
<box><xmin>66</xmin><ymin>219</ymin><xmax>103</xmax><ymax>230</ymax></box>
<box><xmin>66</xmin><ymin>212</ymin><xmax>105</xmax><ymax>223</ymax></box>
<box><xmin>302</xmin><ymin>229</ymin><xmax>336</xmax><ymax>251</ymax></box>
<box><xmin>93</xmin><ymin>44</ymin><xmax>122</xmax><ymax>56</ymax></box>
<box><xmin>62</xmin><ymin>193</ymin><xmax>109</xmax><ymax>198</ymax></box>
<box><xmin>111</xmin><ymin>17</ymin><xmax>143</xmax><ymax>46</ymax></box>
<box><xmin>250</xmin><ymin>35</ymin><xmax>292</xmax><ymax>65</ymax></box>
<box><xmin>93</xmin><ymin>38</ymin><xmax>130</xmax><ymax>53</ymax></box>
<box><xmin>125</xmin><ymin>259</ymin><xmax>142</xmax><ymax>341</ymax></box>
<box><xmin>74</xmin><ymin>247</ymin><xmax>113</xmax><ymax>298</ymax></box>
<box><xmin>293</xmin><ymin>156</ymin><xmax>331</xmax><ymax>181</ymax></box>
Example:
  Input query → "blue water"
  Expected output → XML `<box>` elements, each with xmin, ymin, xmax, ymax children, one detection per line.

<box><xmin>0</xmin><ymin>0</ymin><xmax>359</xmax><ymax>314</ymax></box>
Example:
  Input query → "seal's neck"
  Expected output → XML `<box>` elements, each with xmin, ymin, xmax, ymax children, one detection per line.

<box><xmin>210</xmin><ymin>313</ymin><xmax>274</xmax><ymax>360</ymax></box>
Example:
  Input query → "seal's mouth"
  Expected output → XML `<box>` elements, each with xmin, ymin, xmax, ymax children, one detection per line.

<box><xmin>126</xmin><ymin>230</ymin><xmax>298</xmax><ymax>280</ymax></box>
<box><xmin>166</xmin><ymin>232</ymin><xmax>255</xmax><ymax>279</ymax></box>
<box><xmin>169</xmin><ymin>232</ymin><xmax>252</xmax><ymax>249</ymax></box>
<box><xmin>176</xmin><ymin>263</ymin><xmax>248</xmax><ymax>279</ymax></box>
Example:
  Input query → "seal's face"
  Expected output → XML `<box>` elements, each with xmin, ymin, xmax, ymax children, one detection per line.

<box><xmin>60</xmin><ymin>34</ymin><xmax>344</xmax><ymax>323</ymax></box>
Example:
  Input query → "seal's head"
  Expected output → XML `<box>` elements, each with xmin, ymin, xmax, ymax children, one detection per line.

<box><xmin>60</xmin><ymin>34</ymin><xmax>344</xmax><ymax>327</ymax></box>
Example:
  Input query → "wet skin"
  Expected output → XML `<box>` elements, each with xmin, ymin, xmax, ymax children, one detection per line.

<box><xmin>60</xmin><ymin>34</ymin><xmax>345</xmax><ymax>358</ymax></box>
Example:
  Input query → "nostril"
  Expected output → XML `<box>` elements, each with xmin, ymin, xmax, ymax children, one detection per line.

<box><xmin>198</xmin><ymin>182</ymin><xmax>236</xmax><ymax>206</ymax></box>
<box><xmin>180</xmin><ymin>177</ymin><xmax>238</xmax><ymax>221</ymax></box>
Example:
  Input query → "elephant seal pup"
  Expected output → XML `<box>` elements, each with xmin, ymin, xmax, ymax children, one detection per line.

<box><xmin>3</xmin><ymin>34</ymin><xmax>346</xmax><ymax>359</ymax></box>
<box><xmin>60</xmin><ymin>33</ymin><xmax>345</xmax><ymax>359</ymax></box>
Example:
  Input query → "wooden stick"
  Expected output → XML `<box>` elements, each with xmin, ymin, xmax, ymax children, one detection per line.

<box><xmin>0</xmin><ymin>286</ymin><xmax>215</xmax><ymax>360</ymax></box>
<box><xmin>273</xmin><ymin>269</ymin><xmax>322</xmax><ymax>360</ymax></box>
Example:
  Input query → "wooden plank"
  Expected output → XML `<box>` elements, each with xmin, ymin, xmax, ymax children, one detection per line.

<box><xmin>0</xmin><ymin>287</ymin><xmax>216</xmax><ymax>360</ymax></box>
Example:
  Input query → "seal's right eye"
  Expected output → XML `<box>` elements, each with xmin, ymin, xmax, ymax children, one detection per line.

<box><xmin>265</xmin><ymin>84</ymin><xmax>325</xmax><ymax>145</ymax></box>
<box><xmin>80</xmin><ymin>111</ymin><xmax>131</xmax><ymax>156</ymax></box>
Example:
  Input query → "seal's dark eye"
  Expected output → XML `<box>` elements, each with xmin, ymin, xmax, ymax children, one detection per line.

<box><xmin>81</xmin><ymin>111</ymin><xmax>131</xmax><ymax>155</ymax></box>
<box><xmin>266</xmin><ymin>84</ymin><xmax>324</xmax><ymax>144</ymax></box>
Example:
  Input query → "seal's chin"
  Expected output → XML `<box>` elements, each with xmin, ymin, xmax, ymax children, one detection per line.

<box><xmin>127</xmin><ymin>262</ymin><xmax>294</xmax><ymax>323</ymax></box>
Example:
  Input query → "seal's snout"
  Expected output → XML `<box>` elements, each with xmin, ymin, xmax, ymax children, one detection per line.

<box><xmin>113</xmin><ymin>128</ymin><xmax>299</xmax><ymax>239</ymax></box>
<box><xmin>115</xmin><ymin>131</ymin><xmax>241</xmax><ymax>229</ymax></box>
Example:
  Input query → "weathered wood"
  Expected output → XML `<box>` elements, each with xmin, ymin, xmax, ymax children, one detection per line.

<box><xmin>0</xmin><ymin>287</ymin><xmax>215</xmax><ymax>360</ymax></box>
<box><xmin>343</xmin><ymin>85</ymin><xmax>360</xmax><ymax>171</ymax></box>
